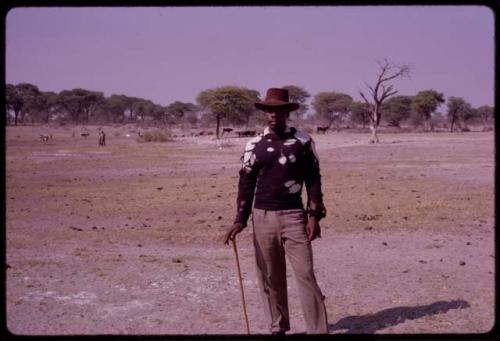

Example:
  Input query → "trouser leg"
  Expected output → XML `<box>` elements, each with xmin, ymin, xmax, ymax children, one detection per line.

<box><xmin>252</xmin><ymin>209</ymin><xmax>290</xmax><ymax>333</ymax></box>
<box><xmin>279</xmin><ymin>209</ymin><xmax>329</xmax><ymax>334</ymax></box>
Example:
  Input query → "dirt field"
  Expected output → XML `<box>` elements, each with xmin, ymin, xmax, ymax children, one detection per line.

<box><xmin>5</xmin><ymin>124</ymin><xmax>495</xmax><ymax>335</ymax></box>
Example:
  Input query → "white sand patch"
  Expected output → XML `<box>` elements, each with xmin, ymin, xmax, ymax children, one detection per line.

<box><xmin>23</xmin><ymin>290</ymin><xmax>97</xmax><ymax>305</ymax></box>
<box><xmin>99</xmin><ymin>299</ymin><xmax>153</xmax><ymax>318</ymax></box>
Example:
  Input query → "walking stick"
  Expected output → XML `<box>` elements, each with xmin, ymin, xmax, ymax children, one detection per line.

<box><xmin>231</xmin><ymin>238</ymin><xmax>251</xmax><ymax>335</ymax></box>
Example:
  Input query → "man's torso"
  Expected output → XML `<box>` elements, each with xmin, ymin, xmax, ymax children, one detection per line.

<box><xmin>244</xmin><ymin>127</ymin><xmax>313</xmax><ymax>210</ymax></box>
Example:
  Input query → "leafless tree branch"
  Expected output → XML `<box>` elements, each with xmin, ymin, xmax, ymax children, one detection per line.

<box><xmin>380</xmin><ymin>89</ymin><xmax>398</xmax><ymax>102</ymax></box>
<box><xmin>359</xmin><ymin>91</ymin><xmax>371</xmax><ymax>106</ymax></box>
<box><xmin>360</xmin><ymin>59</ymin><xmax>411</xmax><ymax>143</ymax></box>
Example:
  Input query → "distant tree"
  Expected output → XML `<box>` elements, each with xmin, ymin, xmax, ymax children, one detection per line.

<box><xmin>349</xmin><ymin>101</ymin><xmax>371</xmax><ymax>128</ymax></box>
<box><xmin>27</xmin><ymin>91</ymin><xmax>59</xmax><ymax>123</ymax></box>
<box><xmin>6</xmin><ymin>84</ymin><xmax>23</xmax><ymax>125</ymax></box>
<box><xmin>312</xmin><ymin>92</ymin><xmax>353</xmax><ymax>128</ymax></box>
<box><xmin>132</xmin><ymin>99</ymin><xmax>156</xmax><ymax>122</ymax></box>
<box><xmin>234</xmin><ymin>89</ymin><xmax>260</xmax><ymax>126</ymax></box>
<box><xmin>248</xmin><ymin>109</ymin><xmax>268</xmax><ymax>126</ymax></box>
<box><xmin>104</xmin><ymin>95</ymin><xmax>130</xmax><ymax>122</ymax></box>
<box><xmin>282</xmin><ymin>85</ymin><xmax>310</xmax><ymax>120</ymax></box>
<box><xmin>447</xmin><ymin>96</ymin><xmax>473</xmax><ymax>132</ymax></box>
<box><xmin>380</xmin><ymin>95</ymin><xmax>413</xmax><ymax>127</ymax></box>
<box><xmin>125</xmin><ymin>96</ymin><xmax>147</xmax><ymax>121</ymax></box>
<box><xmin>152</xmin><ymin>103</ymin><xmax>169</xmax><ymax>124</ymax></box>
<box><xmin>430</xmin><ymin>111</ymin><xmax>448</xmax><ymax>129</ymax></box>
<box><xmin>184</xmin><ymin>111</ymin><xmax>200</xmax><ymax>125</ymax></box>
<box><xmin>475</xmin><ymin>105</ymin><xmax>494</xmax><ymax>128</ymax></box>
<box><xmin>359</xmin><ymin>59</ymin><xmax>410</xmax><ymax>143</ymax></box>
<box><xmin>165</xmin><ymin>101</ymin><xmax>198</xmax><ymax>124</ymax></box>
<box><xmin>6</xmin><ymin>83</ymin><xmax>40</xmax><ymax>125</ymax></box>
<box><xmin>150</xmin><ymin>105</ymin><xmax>168</xmax><ymax>125</ymax></box>
<box><xmin>410</xmin><ymin>90</ymin><xmax>445</xmax><ymax>130</ymax></box>
<box><xmin>57</xmin><ymin>88</ymin><xmax>104</xmax><ymax>124</ymax></box>
<box><xmin>89</xmin><ymin>105</ymin><xmax>111</xmax><ymax>124</ymax></box>
<box><xmin>196</xmin><ymin>86</ymin><xmax>260</xmax><ymax>138</ymax></box>
<box><xmin>102</xmin><ymin>95</ymin><xmax>149</xmax><ymax>123</ymax></box>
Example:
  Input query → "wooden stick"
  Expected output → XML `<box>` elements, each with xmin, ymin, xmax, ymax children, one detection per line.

<box><xmin>232</xmin><ymin>238</ymin><xmax>251</xmax><ymax>335</ymax></box>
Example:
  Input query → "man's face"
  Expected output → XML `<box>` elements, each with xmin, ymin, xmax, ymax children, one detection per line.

<box><xmin>264</xmin><ymin>107</ymin><xmax>290</xmax><ymax>131</ymax></box>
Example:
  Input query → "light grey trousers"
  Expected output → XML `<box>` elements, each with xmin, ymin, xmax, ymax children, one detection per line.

<box><xmin>252</xmin><ymin>208</ymin><xmax>329</xmax><ymax>334</ymax></box>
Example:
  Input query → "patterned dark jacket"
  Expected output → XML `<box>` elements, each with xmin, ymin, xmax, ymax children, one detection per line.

<box><xmin>234</xmin><ymin>126</ymin><xmax>325</xmax><ymax>227</ymax></box>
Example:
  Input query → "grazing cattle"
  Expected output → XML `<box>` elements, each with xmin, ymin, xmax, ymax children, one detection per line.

<box><xmin>81</xmin><ymin>132</ymin><xmax>90</xmax><ymax>138</ymax></box>
<box><xmin>316</xmin><ymin>126</ymin><xmax>329</xmax><ymax>134</ymax></box>
<box><xmin>221</xmin><ymin>127</ymin><xmax>233</xmax><ymax>136</ymax></box>
<box><xmin>236</xmin><ymin>130</ymin><xmax>257</xmax><ymax>137</ymax></box>
<box><xmin>197</xmin><ymin>130</ymin><xmax>214</xmax><ymax>136</ymax></box>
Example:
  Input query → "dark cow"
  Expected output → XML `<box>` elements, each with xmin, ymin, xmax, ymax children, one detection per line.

<box><xmin>236</xmin><ymin>130</ymin><xmax>257</xmax><ymax>137</ymax></box>
<box><xmin>316</xmin><ymin>126</ymin><xmax>329</xmax><ymax>134</ymax></box>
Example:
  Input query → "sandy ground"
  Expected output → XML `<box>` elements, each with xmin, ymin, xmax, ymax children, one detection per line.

<box><xmin>5</xmin><ymin>124</ymin><xmax>495</xmax><ymax>336</ymax></box>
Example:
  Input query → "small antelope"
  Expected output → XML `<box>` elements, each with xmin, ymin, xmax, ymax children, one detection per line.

<box><xmin>81</xmin><ymin>132</ymin><xmax>90</xmax><ymax>138</ymax></box>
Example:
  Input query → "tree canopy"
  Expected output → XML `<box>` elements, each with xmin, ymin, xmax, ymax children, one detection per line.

<box><xmin>381</xmin><ymin>95</ymin><xmax>413</xmax><ymax>127</ymax></box>
<box><xmin>410</xmin><ymin>89</ymin><xmax>445</xmax><ymax>128</ymax></box>
<box><xmin>27</xmin><ymin>91</ymin><xmax>59</xmax><ymax>124</ymax></box>
<box><xmin>447</xmin><ymin>96</ymin><xmax>474</xmax><ymax>132</ymax></box>
<box><xmin>282</xmin><ymin>85</ymin><xmax>310</xmax><ymax>119</ymax></box>
<box><xmin>196</xmin><ymin>86</ymin><xmax>260</xmax><ymax>138</ymax></box>
<box><xmin>475</xmin><ymin>105</ymin><xmax>494</xmax><ymax>127</ymax></box>
<box><xmin>312</xmin><ymin>92</ymin><xmax>353</xmax><ymax>128</ymax></box>
<box><xmin>349</xmin><ymin>101</ymin><xmax>371</xmax><ymax>128</ymax></box>
<box><xmin>165</xmin><ymin>101</ymin><xmax>198</xmax><ymax>124</ymax></box>
<box><xmin>6</xmin><ymin>83</ymin><xmax>40</xmax><ymax>125</ymax></box>
<box><xmin>57</xmin><ymin>88</ymin><xmax>105</xmax><ymax>124</ymax></box>
<box><xmin>5</xmin><ymin>82</ymin><xmax>493</xmax><ymax>132</ymax></box>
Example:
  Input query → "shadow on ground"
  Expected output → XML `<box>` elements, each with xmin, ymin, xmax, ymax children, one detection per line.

<box><xmin>329</xmin><ymin>300</ymin><xmax>470</xmax><ymax>334</ymax></box>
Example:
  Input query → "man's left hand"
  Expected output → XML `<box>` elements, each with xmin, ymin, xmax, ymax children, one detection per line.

<box><xmin>306</xmin><ymin>216</ymin><xmax>321</xmax><ymax>241</ymax></box>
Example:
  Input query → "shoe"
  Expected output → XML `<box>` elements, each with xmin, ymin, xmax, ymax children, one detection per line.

<box><xmin>271</xmin><ymin>331</ymin><xmax>286</xmax><ymax>336</ymax></box>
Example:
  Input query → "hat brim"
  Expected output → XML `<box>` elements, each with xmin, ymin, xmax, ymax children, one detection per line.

<box><xmin>255</xmin><ymin>102</ymin><xmax>299</xmax><ymax>112</ymax></box>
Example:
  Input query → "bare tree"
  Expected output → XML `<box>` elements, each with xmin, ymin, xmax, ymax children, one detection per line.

<box><xmin>359</xmin><ymin>59</ymin><xmax>410</xmax><ymax>143</ymax></box>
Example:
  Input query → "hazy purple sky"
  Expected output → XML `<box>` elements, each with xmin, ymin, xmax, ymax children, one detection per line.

<box><xmin>6</xmin><ymin>6</ymin><xmax>494</xmax><ymax>110</ymax></box>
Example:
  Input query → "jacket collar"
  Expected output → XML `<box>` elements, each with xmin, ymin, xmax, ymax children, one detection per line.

<box><xmin>263</xmin><ymin>126</ymin><xmax>292</xmax><ymax>136</ymax></box>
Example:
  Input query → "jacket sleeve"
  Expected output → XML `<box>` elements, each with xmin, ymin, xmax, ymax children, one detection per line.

<box><xmin>233</xmin><ymin>141</ymin><xmax>259</xmax><ymax>227</ymax></box>
<box><xmin>303</xmin><ymin>137</ymin><xmax>326</xmax><ymax>218</ymax></box>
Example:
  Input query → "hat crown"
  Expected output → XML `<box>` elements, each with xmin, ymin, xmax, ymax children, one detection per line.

<box><xmin>264</xmin><ymin>88</ymin><xmax>290</xmax><ymax>103</ymax></box>
<box><xmin>254</xmin><ymin>87</ymin><xmax>299</xmax><ymax>111</ymax></box>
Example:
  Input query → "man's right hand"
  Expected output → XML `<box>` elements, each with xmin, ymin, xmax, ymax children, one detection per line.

<box><xmin>223</xmin><ymin>223</ymin><xmax>245</xmax><ymax>245</ymax></box>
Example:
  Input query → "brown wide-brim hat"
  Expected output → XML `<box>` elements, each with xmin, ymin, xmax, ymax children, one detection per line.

<box><xmin>255</xmin><ymin>88</ymin><xmax>299</xmax><ymax>112</ymax></box>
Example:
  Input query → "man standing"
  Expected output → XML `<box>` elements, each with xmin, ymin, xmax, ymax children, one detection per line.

<box><xmin>224</xmin><ymin>88</ymin><xmax>329</xmax><ymax>335</ymax></box>
<box><xmin>98</xmin><ymin>130</ymin><xmax>106</xmax><ymax>146</ymax></box>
